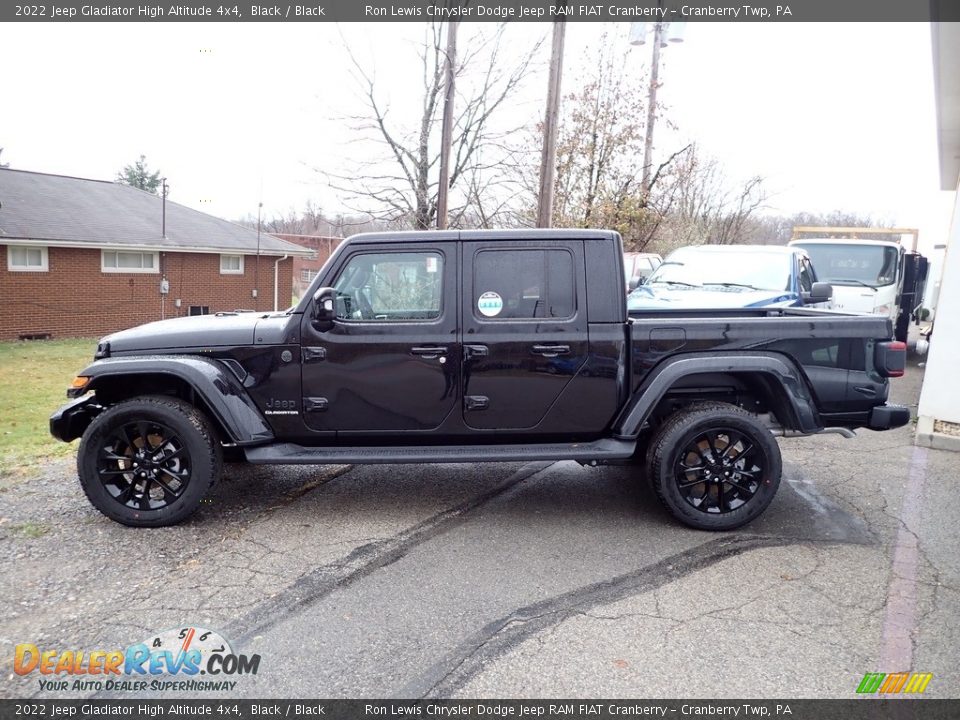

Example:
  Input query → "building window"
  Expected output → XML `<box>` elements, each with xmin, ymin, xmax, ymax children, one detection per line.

<box><xmin>101</xmin><ymin>250</ymin><xmax>159</xmax><ymax>273</ymax></box>
<box><xmin>301</xmin><ymin>268</ymin><xmax>318</xmax><ymax>283</ymax></box>
<box><xmin>220</xmin><ymin>254</ymin><xmax>244</xmax><ymax>275</ymax></box>
<box><xmin>8</xmin><ymin>245</ymin><xmax>49</xmax><ymax>272</ymax></box>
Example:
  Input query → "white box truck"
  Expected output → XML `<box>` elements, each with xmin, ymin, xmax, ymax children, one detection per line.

<box><xmin>789</xmin><ymin>227</ymin><xmax>929</xmax><ymax>344</ymax></box>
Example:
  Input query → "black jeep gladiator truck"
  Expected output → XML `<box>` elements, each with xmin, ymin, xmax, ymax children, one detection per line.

<box><xmin>50</xmin><ymin>229</ymin><xmax>909</xmax><ymax>530</ymax></box>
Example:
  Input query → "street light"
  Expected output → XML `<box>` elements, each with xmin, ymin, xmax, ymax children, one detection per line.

<box><xmin>630</xmin><ymin>20</ymin><xmax>686</xmax><ymax>198</ymax></box>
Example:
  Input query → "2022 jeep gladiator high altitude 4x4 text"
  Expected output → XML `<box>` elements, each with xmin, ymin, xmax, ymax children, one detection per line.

<box><xmin>50</xmin><ymin>230</ymin><xmax>910</xmax><ymax>530</ymax></box>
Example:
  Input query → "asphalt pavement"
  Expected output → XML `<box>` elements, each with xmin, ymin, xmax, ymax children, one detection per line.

<box><xmin>1</xmin><ymin>357</ymin><xmax>956</xmax><ymax>699</ymax></box>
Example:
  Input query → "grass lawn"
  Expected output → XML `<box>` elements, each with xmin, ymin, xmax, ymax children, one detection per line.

<box><xmin>0</xmin><ymin>337</ymin><xmax>98</xmax><ymax>482</ymax></box>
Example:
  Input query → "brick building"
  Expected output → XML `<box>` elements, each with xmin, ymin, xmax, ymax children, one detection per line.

<box><xmin>271</xmin><ymin>233</ymin><xmax>343</xmax><ymax>300</ymax></box>
<box><xmin>0</xmin><ymin>169</ymin><xmax>312</xmax><ymax>340</ymax></box>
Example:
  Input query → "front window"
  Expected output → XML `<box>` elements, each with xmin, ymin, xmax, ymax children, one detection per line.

<box><xmin>645</xmin><ymin>249</ymin><xmax>791</xmax><ymax>292</ymax></box>
<box><xmin>101</xmin><ymin>250</ymin><xmax>158</xmax><ymax>273</ymax></box>
<box><xmin>793</xmin><ymin>243</ymin><xmax>899</xmax><ymax>288</ymax></box>
<box><xmin>7</xmin><ymin>245</ymin><xmax>48</xmax><ymax>272</ymax></box>
<box><xmin>332</xmin><ymin>251</ymin><xmax>443</xmax><ymax>321</ymax></box>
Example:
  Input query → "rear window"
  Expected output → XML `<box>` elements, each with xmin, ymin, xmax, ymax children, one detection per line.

<box><xmin>473</xmin><ymin>249</ymin><xmax>575</xmax><ymax>320</ymax></box>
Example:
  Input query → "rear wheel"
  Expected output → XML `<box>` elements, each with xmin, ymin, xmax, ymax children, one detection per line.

<box><xmin>646</xmin><ymin>402</ymin><xmax>781</xmax><ymax>531</ymax></box>
<box><xmin>77</xmin><ymin>396</ymin><xmax>222</xmax><ymax>527</ymax></box>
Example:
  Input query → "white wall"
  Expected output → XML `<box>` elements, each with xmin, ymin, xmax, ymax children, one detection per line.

<box><xmin>917</xmin><ymin>176</ymin><xmax>960</xmax><ymax>448</ymax></box>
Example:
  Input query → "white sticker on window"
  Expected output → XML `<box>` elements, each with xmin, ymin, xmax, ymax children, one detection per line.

<box><xmin>478</xmin><ymin>291</ymin><xmax>503</xmax><ymax>317</ymax></box>
<box><xmin>425</xmin><ymin>256</ymin><xmax>438</xmax><ymax>273</ymax></box>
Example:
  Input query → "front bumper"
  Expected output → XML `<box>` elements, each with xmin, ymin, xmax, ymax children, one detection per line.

<box><xmin>49</xmin><ymin>395</ymin><xmax>102</xmax><ymax>443</ymax></box>
<box><xmin>867</xmin><ymin>404</ymin><xmax>911</xmax><ymax>430</ymax></box>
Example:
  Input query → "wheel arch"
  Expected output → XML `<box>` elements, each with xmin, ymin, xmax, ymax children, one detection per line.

<box><xmin>74</xmin><ymin>357</ymin><xmax>273</xmax><ymax>446</ymax></box>
<box><xmin>614</xmin><ymin>352</ymin><xmax>822</xmax><ymax>439</ymax></box>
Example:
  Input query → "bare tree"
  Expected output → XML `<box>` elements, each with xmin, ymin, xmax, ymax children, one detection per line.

<box><xmin>544</xmin><ymin>30</ymin><xmax>693</xmax><ymax>252</ymax></box>
<box><xmin>238</xmin><ymin>201</ymin><xmax>399</xmax><ymax>238</ymax></box>
<box><xmin>661</xmin><ymin>144</ymin><xmax>768</xmax><ymax>248</ymax></box>
<box><xmin>327</xmin><ymin>23</ymin><xmax>543</xmax><ymax>230</ymax></box>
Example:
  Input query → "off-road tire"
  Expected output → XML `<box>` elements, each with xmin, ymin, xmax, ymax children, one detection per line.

<box><xmin>77</xmin><ymin>395</ymin><xmax>222</xmax><ymax>527</ymax></box>
<box><xmin>645</xmin><ymin>401</ymin><xmax>782</xmax><ymax>531</ymax></box>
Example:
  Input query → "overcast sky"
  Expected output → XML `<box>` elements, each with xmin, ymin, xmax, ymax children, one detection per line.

<box><xmin>1</xmin><ymin>21</ymin><xmax>953</xmax><ymax>250</ymax></box>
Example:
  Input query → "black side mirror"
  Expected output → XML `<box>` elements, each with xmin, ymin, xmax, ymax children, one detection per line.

<box><xmin>312</xmin><ymin>286</ymin><xmax>336</xmax><ymax>325</ymax></box>
<box><xmin>803</xmin><ymin>282</ymin><xmax>833</xmax><ymax>304</ymax></box>
<box><xmin>628</xmin><ymin>278</ymin><xmax>641</xmax><ymax>292</ymax></box>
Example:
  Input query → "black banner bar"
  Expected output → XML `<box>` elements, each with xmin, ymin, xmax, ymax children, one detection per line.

<box><xmin>2</xmin><ymin>0</ymin><xmax>959</xmax><ymax>23</ymax></box>
<box><xmin>2</xmin><ymin>700</ymin><xmax>960</xmax><ymax>720</ymax></box>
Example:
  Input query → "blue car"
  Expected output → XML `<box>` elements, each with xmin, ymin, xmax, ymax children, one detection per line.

<box><xmin>627</xmin><ymin>244</ymin><xmax>833</xmax><ymax>310</ymax></box>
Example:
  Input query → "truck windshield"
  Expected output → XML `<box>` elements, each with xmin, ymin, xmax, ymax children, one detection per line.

<box><xmin>794</xmin><ymin>243</ymin><xmax>899</xmax><ymax>288</ymax></box>
<box><xmin>647</xmin><ymin>251</ymin><xmax>791</xmax><ymax>292</ymax></box>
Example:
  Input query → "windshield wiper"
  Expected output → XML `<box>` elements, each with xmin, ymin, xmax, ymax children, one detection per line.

<box><xmin>703</xmin><ymin>282</ymin><xmax>760</xmax><ymax>290</ymax></box>
<box><xmin>653</xmin><ymin>280</ymin><xmax>701</xmax><ymax>288</ymax></box>
<box><xmin>831</xmin><ymin>278</ymin><xmax>878</xmax><ymax>292</ymax></box>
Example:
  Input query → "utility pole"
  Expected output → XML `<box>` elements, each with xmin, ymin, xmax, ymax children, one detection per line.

<box><xmin>254</xmin><ymin>202</ymin><xmax>262</xmax><ymax>308</ymax></box>
<box><xmin>161</xmin><ymin>178</ymin><xmax>168</xmax><ymax>238</ymax></box>
<box><xmin>437</xmin><ymin>20</ymin><xmax>459</xmax><ymax>230</ymax></box>
<box><xmin>641</xmin><ymin>21</ymin><xmax>664</xmax><ymax>198</ymax></box>
<box><xmin>536</xmin><ymin>18</ymin><xmax>566</xmax><ymax>228</ymax></box>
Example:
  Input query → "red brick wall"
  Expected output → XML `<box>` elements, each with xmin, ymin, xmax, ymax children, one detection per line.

<box><xmin>271</xmin><ymin>235</ymin><xmax>343</xmax><ymax>300</ymax></box>
<box><xmin>0</xmin><ymin>245</ymin><xmax>294</xmax><ymax>340</ymax></box>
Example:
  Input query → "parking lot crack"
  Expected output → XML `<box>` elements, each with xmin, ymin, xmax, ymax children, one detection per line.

<box><xmin>404</xmin><ymin>533</ymin><xmax>796</xmax><ymax>699</ymax></box>
<box><xmin>225</xmin><ymin>461</ymin><xmax>556</xmax><ymax>644</ymax></box>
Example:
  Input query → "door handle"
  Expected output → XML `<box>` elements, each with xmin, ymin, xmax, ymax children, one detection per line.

<box><xmin>411</xmin><ymin>346</ymin><xmax>448</xmax><ymax>359</ymax></box>
<box><xmin>531</xmin><ymin>344</ymin><xmax>570</xmax><ymax>358</ymax></box>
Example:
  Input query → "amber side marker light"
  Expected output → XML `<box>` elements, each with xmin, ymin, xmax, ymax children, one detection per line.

<box><xmin>67</xmin><ymin>376</ymin><xmax>90</xmax><ymax>398</ymax></box>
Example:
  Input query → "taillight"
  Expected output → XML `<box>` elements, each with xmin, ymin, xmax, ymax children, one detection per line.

<box><xmin>875</xmin><ymin>340</ymin><xmax>906</xmax><ymax>378</ymax></box>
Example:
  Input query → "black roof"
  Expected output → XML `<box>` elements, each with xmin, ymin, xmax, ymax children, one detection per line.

<box><xmin>0</xmin><ymin>168</ymin><xmax>311</xmax><ymax>256</ymax></box>
<box><xmin>344</xmin><ymin>228</ymin><xmax>620</xmax><ymax>244</ymax></box>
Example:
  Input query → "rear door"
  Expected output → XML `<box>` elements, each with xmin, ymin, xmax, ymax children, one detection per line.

<box><xmin>461</xmin><ymin>240</ymin><xmax>588</xmax><ymax>431</ymax></box>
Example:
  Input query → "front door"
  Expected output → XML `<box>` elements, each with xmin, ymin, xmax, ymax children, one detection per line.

<box><xmin>300</xmin><ymin>244</ymin><xmax>459</xmax><ymax>434</ymax></box>
<box><xmin>461</xmin><ymin>240</ymin><xmax>589</xmax><ymax>432</ymax></box>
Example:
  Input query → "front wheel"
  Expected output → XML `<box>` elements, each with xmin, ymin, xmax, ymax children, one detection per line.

<box><xmin>646</xmin><ymin>402</ymin><xmax>782</xmax><ymax>531</ymax></box>
<box><xmin>77</xmin><ymin>396</ymin><xmax>222</xmax><ymax>527</ymax></box>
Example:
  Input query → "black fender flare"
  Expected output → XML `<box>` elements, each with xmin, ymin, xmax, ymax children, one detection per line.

<box><xmin>70</xmin><ymin>356</ymin><xmax>273</xmax><ymax>445</ymax></box>
<box><xmin>613</xmin><ymin>352</ymin><xmax>821</xmax><ymax>439</ymax></box>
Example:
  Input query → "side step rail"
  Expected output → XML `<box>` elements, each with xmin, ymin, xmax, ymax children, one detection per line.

<box><xmin>243</xmin><ymin>438</ymin><xmax>636</xmax><ymax>465</ymax></box>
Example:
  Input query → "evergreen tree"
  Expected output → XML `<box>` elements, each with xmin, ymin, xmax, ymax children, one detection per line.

<box><xmin>116</xmin><ymin>154</ymin><xmax>161</xmax><ymax>194</ymax></box>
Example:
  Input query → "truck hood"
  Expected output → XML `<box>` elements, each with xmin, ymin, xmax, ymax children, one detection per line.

<box><xmin>627</xmin><ymin>286</ymin><xmax>798</xmax><ymax>310</ymax></box>
<box><xmin>102</xmin><ymin>312</ymin><xmax>290</xmax><ymax>353</ymax></box>
<box><xmin>829</xmin><ymin>285</ymin><xmax>891</xmax><ymax>315</ymax></box>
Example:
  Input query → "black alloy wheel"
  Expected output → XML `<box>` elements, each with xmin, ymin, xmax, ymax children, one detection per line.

<box><xmin>96</xmin><ymin>420</ymin><xmax>191</xmax><ymax>511</ymax></box>
<box><xmin>675</xmin><ymin>427</ymin><xmax>766</xmax><ymax>515</ymax></box>
<box><xmin>78</xmin><ymin>396</ymin><xmax>222</xmax><ymax>527</ymax></box>
<box><xmin>646</xmin><ymin>402</ymin><xmax>782</xmax><ymax>531</ymax></box>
